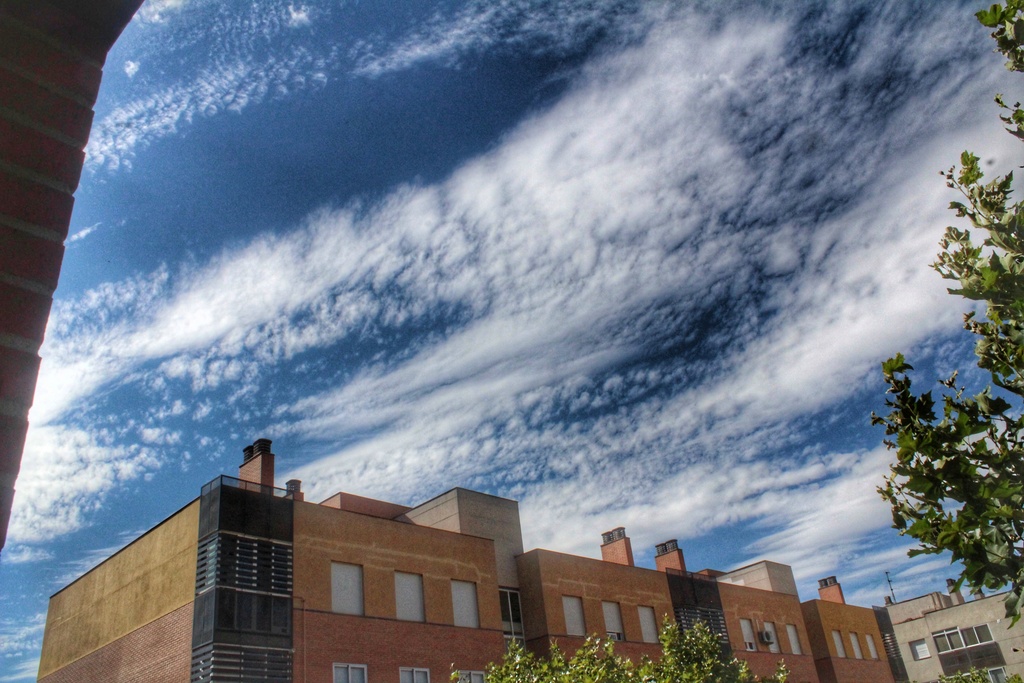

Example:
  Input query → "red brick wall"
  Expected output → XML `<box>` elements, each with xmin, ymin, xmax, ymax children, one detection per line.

<box><xmin>295</xmin><ymin>608</ymin><xmax>506</xmax><ymax>683</ymax></box>
<box><xmin>525</xmin><ymin>634</ymin><xmax>663</xmax><ymax>662</ymax></box>
<box><xmin>717</xmin><ymin>583</ymin><xmax>819</xmax><ymax>683</ymax></box>
<box><xmin>0</xmin><ymin>0</ymin><xmax>143</xmax><ymax>553</ymax></box>
<box><xmin>37</xmin><ymin>601</ymin><xmax>193</xmax><ymax>683</ymax></box>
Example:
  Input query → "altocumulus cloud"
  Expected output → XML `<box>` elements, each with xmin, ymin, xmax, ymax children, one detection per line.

<box><xmin>13</xmin><ymin>2</ymin><xmax>1022</xmax><ymax>601</ymax></box>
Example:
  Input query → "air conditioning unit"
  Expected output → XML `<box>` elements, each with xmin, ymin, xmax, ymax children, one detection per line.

<box><xmin>758</xmin><ymin>631</ymin><xmax>774</xmax><ymax>644</ymax></box>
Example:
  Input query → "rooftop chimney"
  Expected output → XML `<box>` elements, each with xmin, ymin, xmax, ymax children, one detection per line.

<box><xmin>286</xmin><ymin>479</ymin><xmax>304</xmax><ymax>502</ymax></box>
<box><xmin>600</xmin><ymin>527</ymin><xmax>634</xmax><ymax>567</ymax></box>
<box><xmin>238</xmin><ymin>437</ymin><xmax>275</xmax><ymax>488</ymax></box>
<box><xmin>818</xmin><ymin>576</ymin><xmax>845</xmax><ymax>604</ymax></box>
<box><xmin>655</xmin><ymin>539</ymin><xmax>686</xmax><ymax>574</ymax></box>
<box><xmin>884</xmin><ymin>596</ymin><xmax>893</xmax><ymax>606</ymax></box>
<box><xmin>947</xmin><ymin>578</ymin><xmax>965</xmax><ymax>605</ymax></box>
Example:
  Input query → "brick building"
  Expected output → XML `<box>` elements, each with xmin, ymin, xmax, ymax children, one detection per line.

<box><xmin>39</xmin><ymin>439</ymin><xmax>893</xmax><ymax>683</ymax></box>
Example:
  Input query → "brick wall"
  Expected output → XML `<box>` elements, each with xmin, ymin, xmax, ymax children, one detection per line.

<box><xmin>717</xmin><ymin>582</ymin><xmax>820</xmax><ymax>683</ymax></box>
<box><xmin>37</xmin><ymin>601</ymin><xmax>193</xmax><ymax>683</ymax></box>
<box><xmin>295</xmin><ymin>608</ymin><xmax>506</xmax><ymax>683</ymax></box>
<box><xmin>0</xmin><ymin>0</ymin><xmax>144</xmax><ymax>553</ymax></box>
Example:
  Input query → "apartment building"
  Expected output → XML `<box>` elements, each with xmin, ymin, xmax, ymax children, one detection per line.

<box><xmin>801</xmin><ymin>577</ymin><xmax>892</xmax><ymax>683</ymax></box>
<box><xmin>880</xmin><ymin>581</ymin><xmax>1024</xmax><ymax>683</ymax></box>
<box><xmin>38</xmin><ymin>439</ymin><xmax>894</xmax><ymax>683</ymax></box>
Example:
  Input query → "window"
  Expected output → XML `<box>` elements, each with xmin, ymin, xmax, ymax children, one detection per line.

<box><xmin>832</xmin><ymin>630</ymin><xmax>847</xmax><ymax>658</ymax></box>
<box><xmin>910</xmin><ymin>639</ymin><xmax>930</xmax><ymax>660</ymax></box>
<box><xmin>762</xmin><ymin>622</ymin><xmax>780</xmax><ymax>653</ymax></box>
<box><xmin>602</xmin><ymin>602</ymin><xmax>624</xmax><ymax>640</ymax></box>
<box><xmin>740</xmin><ymin>619</ymin><xmax>756</xmax><ymax>651</ymax></box>
<box><xmin>451</xmin><ymin>580</ymin><xmax>479</xmax><ymax>628</ymax></box>
<box><xmin>638</xmin><ymin>606</ymin><xmax>658</xmax><ymax>644</ymax></box>
<box><xmin>785</xmin><ymin>624</ymin><xmax>802</xmax><ymax>655</ymax></box>
<box><xmin>332</xmin><ymin>563</ymin><xmax>364</xmax><ymax>616</ymax></box>
<box><xmin>989</xmin><ymin>667</ymin><xmax>1007</xmax><ymax>683</ymax></box>
<box><xmin>865</xmin><ymin>633</ymin><xmax>879</xmax><ymax>659</ymax></box>
<box><xmin>563</xmin><ymin>596</ymin><xmax>585</xmax><ymax>636</ymax></box>
<box><xmin>933</xmin><ymin>624</ymin><xmax>994</xmax><ymax>653</ymax></box>
<box><xmin>849</xmin><ymin>632</ymin><xmax>863</xmax><ymax>659</ymax></box>
<box><xmin>334</xmin><ymin>664</ymin><xmax>367</xmax><ymax>683</ymax></box>
<box><xmin>500</xmin><ymin>589</ymin><xmax>524</xmax><ymax>648</ymax></box>
<box><xmin>395</xmin><ymin>572</ymin><xmax>425</xmax><ymax>622</ymax></box>
<box><xmin>400</xmin><ymin>668</ymin><xmax>429</xmax><ymax>683</ymax></box>
<box><xmin>458</xmin><ymin>672</ymin><xmax>485</xmax><ymax>683</ymax></box>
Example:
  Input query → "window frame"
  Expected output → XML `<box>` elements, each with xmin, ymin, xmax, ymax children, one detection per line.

<box><xmin>849</xmin><ymin>632</ymin><xmax>863</xmax><ymax>659</ymax></box>
<box><xmin>331</xmin><ymin>562</ymin><xmax>365</xmax><ymax>616</ymax></box>
<box><xmin>400</xmin><ymin>667</ymin><xmax>430</xmax><ymax>683</ymax></box>
<box><xmin>865</xmin><ymin>632</ymin><xmax>879</xmax><ymax>660</ymax></box>
<box><xmin>458</xmin><ymin>671</ymin><xmax>485</xmax><ymax>683</ymax></box>
<box><xmin>395</xmin><ymin>571</ymin><xmax>426</xmax><ymax>622</ymax></box>
<box><xmin>832</xmin><ymin>630</ymin><xmax>847</xmax><ymax>658</ymax></box>
<box><xmin>602</xmin><ymin>601</ymin><xmax>624</xmax><ymax>641</ymax></box>
<box><xmin>638</xmin><ymin>605</ymin><xmax>658</xmax><ymax>644</ymax></box>
<box><xmin>562</xmin><ymin>595</ymin><xmax>586</xmax><ymax>637</ymax></box>
<box><xmin>740</xmin><ymin>618</ymin><xmax>757</xmax><ymax>652</ymax></box>
<box><xmin>910</xmin><ymin>638</ymin><xmax>931</xmax><ymax>661</ymax></box>
<box><xmin>451</xmin><ymin>580</ymin><xmax>479</xmax><ymax>628</ymax></box>
<box><xmin>333</xmin><ymin>663</ymin><xmax>367</xmax><ymax>683</ymax></box>
<box><xmin>785</xmin><ymin>623</ymin><xmax>802</xmax><ymax>655</ymax></box>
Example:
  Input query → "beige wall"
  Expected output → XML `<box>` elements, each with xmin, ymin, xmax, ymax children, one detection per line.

<box><xmin>718</xmin><ymin>561</ymin><xmax>799</xmax><ymax>596</ymax></box>
<box><xmin>293</xmin><ymin>500</ymin><xmax>502</xmax><ymax>630</ymax></box>
<box><xmin>891</xmin><ymin>592</ymin><xmax>1024</xmax><ymax>683</ymax></box>
<box><xmin>405</xmin><ymin>488</ymin><xmax>524</xmax><ymax>588</ymax></box>
<box><xmin>516</xmin><ymin>548</ymin><xmax>673</xmax><ymax>648</ymax></box>
<box><xmin>38</xmin><ymin>500</ymin><xmax>199</xmax><ymax>677</ymax></box>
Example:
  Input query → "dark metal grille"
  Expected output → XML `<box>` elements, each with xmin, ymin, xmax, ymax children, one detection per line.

<box><xmin>195</xmin><ymin>533</ymin><xmax>293</xmax><ymax>596</ymax></box>
<box><xmin>675</xmin><ymin>606</ymin><xmax>728</xmax><ymax>642</ymax></box>
<box><xmin>191</xmin><ymin>642</ymin><xmax>292</xmax><ymax>683</ymax></box>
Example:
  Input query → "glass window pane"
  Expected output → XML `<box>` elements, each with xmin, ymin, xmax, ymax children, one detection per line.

<box><xmin>990</xmin><ymin>667</ymin><xmax>1007</xmax><ymax>683</ymax></box>
<box><xmin>740</xmin><ymin>619</ymin><xmax>756</xmax><ymax>651</ymax></box>
<box><xmin>963</xmin><ymin>627</ymin><xmax>980</xmax><ymax>646</ymax></box>
<box><xmin>400</xmin><ymin>670</ymin><xmax>413</xmax><ymax>683</ymax></box>
<box><xmin>335</xmin><ymin>666</ymin><xmax>349</xmax><ymax>683</ymax></box>
<box><xmin>414</xmin><ymin>669</ymin><xmax>429</xmax><ymax>683</ymax></box>
<box><xmin>351</xmin><ymin>667</ymin><xmax>366</xmax><ymax>683</ymax></box>
<box><xmin>934</xmin><ymin>633</ymin><xmax>950</xmax><ymax>653</ymax></box>
<box><xmin>849</xmin><ymin>632</ymin><xmax>863</xmax><ymax>659</ymax></box>
<box><xmin>948</xmin><ymin>630</ymin><xmax>964</xmax><ymax>650</ymax></box>
<box><xmin>976</xmin><ymin>624</ymin><xmax>993</xmax><ymax>643</ymax></box>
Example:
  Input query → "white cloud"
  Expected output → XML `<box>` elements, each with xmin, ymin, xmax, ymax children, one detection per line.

<box><xmin>23</xmin><ymin>2</ymin><xmax>1017</xmax><ymax>590</ymax></box>
<box><xmin>135</xmin><ymin>0</ymin><xmax>194</xmax><ymax>24</ymax></box>
<box><xmin>124</xmin><ymin>60</ymin><xmax>139</xmax><ymax>78</ymax></box>
<box><xmin>67</xmin><ymin>223</ymin><xmax>100</xmax><ymax>243</ymax></box>
<box><xmin>7</xmin><ymin>426</ymin><xmax>162</xmax><ymax>544</ymax></box>
<box><xmin>288</xmin><ymin>5</ymin><xmax>311</xmax><ymax>28</ymax></box>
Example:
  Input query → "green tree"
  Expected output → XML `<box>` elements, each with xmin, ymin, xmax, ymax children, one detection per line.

<box><xmin>475</xmin><ymin>621</ymin><xmax>786</xmax><ymax>683</ymax></box>
<box><xmin>873</xmin><ymin>1</ymin><xmax>1024</xmax><ymax>620</ymax></box>
<box><xmin>938</xmin><ymin>669</ymin><xmax>1023</xmax><ymax>683</ymax></box>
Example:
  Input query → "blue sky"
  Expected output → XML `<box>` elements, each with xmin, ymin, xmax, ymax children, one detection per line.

<box><xmin>2</xmin><ymin>0</ymin><xmax>1022</xmax><ymax>678</ymax></box>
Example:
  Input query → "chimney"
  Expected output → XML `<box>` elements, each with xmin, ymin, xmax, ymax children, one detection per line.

<box><xmin>947</xmin><ymin>578</ymin><xmax>965</xmax><ymax>605</ymax></box>
<box><xmin>654</xmin><ymin>539</ymin><xmax>686</xmax><ymax>573</ymax></box>
<box><xmin>286</xmin><ymin>479</ymin><xmax>304</xmax><ymax>502</ymax></box>
<box><xmin>238</xmin><ymin>437</ymin><xmax>275</xmax><ymax>488</ymax></box>
<box><xmin>818</xmin><ymin>576</ymin><xmax>845</xmax><ymax>604</ymax></box>
<box><xmin>600</xmin><ymin>527</ymin><xmax>634</xmax><ymax>567</ymax></box>
<box><xmin>884</xmin><ymin>596</ymin><xmax>893</xmax><ymax>606</ymax></box>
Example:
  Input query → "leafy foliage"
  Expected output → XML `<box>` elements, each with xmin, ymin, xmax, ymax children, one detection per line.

<box><xmin>477</xmin><ymin>621</ymin><xmax>786</xmax><ymax>683</ymax></box>
<box><xmin>873</xmin><ymin>1</ymin><xmax>1024</xmax><ymax>620</ymax></box>
<box><xmin>938</xmin><ymin>669</ymin><xmax>1023</xmax><ymax>683</ymax></box>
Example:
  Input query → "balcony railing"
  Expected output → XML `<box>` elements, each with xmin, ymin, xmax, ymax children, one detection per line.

<box><xmin>201</xmin><ymin>474</ymin><xmax>290</xmax><ymax>498</ymax></box>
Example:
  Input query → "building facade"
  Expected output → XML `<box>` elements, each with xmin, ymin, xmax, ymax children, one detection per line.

<box><xmin>880</xmin><ymin>582</ymin><xmax>1024</xmax><ymax>683</ymax></box>
<box><xmin>39</xmin><ymin>439</ymin><xmax>896</xmax><ymax>683</ymax></box>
